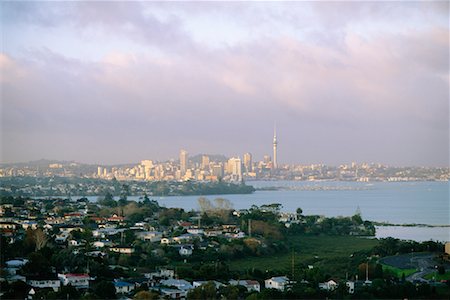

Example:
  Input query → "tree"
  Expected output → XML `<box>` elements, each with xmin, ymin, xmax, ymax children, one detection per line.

<box><xmin>23</xmin><ymin>252</ymin><xmax>51</xmax><ymax>275</ymax></box>
<box><xmin>134</xmin><ymin>291</ymin><xmax>159</xmax><ymax>300</ymax></box>
<box><xmin>296</xmin><ymin>207</ymin><xmax>303</xmax><ymax>218</ymax></box>
<box><xmin>93</xmin><ymin>281</ymin><xmax>116</xmax><ymax>299</ymax></box>
<box><xmin>198</xmin><ymin>197</ymin><xmax>213</xmax><ymax>213</ymax></box>
<box><xmin>187</xmin><ymin>281</ymin><xmax>217</xmax><ymax>299</ymax></box>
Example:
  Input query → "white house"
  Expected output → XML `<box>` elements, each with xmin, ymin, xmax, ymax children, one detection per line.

<box><xmin>28</xmin><ymin>276</ymin><xmax>61</xmax><ymax>292</ymax></box>
<box><xmin>178</xmin><ymin>245</ymin><xmax>193</xmax><ymax>256</ymax></box>
<box><xmin>264</xmin><ymin>276</ymin><xmax>290</xmax><ymax>291</ymax></box>
<box><xmin>187</xmin><ymin>228</ymin><xmax>204</xmax><ymax>235</ymax></box>
<box><xmin>58</xmin><ymin>273</ymin><xmax>90</xmax><ymax>289</ymax></box>
<box><xmin>160</xmin><ymin>279</ymin><xmax>193</xmax><ymax>291</ymax></box>
<box><xmin>192</xmin><ymin>281</ymin><xmax>224</xmax><ymax>289</ymax></box>
<box><xmin>110</xmin><ymin>247</ymin><xmax>135</xmax><ymax>254</ymax></box>
<box><xmin>68</xmin><ymin>239</ymin><xmax>85</xmax><ymax>247</ymax></box>
<box><xmin>158</xmin><ymin>287</ymin><xmax>188</xmax><ymax>299</ymax></box>
<box><xmin>93</xmin><ymin>240</ymin><xmax>113</xmax><ymax>248</ymax></box>
<box><xmin>319</xmin><ymin>279</ymin><xmax>338</xmax><ymax>291</ymax></box>
<box><xmin>346</xmin><ymin>281</ymin><xmax>355</xmax><ymax>294</ymax></box>
<box><xmin>161</xmin><ymin>237</ymin><xmax>173</xmax><ymax>244</ymax></box>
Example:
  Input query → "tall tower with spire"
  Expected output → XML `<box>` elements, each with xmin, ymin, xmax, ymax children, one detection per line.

<box><xmin>273</xmin><ymin>124</ymin><xmax>278</xmax><ymax>169</ymax></box>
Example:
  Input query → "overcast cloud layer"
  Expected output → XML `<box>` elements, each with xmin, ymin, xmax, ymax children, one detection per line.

<box><xmin>1</xmin><ymin>2</ymin><xmax>449</xmax><ymax>166</ymax></box>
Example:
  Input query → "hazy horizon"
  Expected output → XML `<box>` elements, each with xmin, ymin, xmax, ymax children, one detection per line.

<box><xmin>1</xmin><ymin>2</ymin><xmax>449</xmax><ymax>167</ymax></box>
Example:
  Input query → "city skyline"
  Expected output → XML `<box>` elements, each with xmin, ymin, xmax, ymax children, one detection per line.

<box><xmin>1</xmin><ymin>2</ymin><xmax>449</xmax><ymax>167</ymax></box>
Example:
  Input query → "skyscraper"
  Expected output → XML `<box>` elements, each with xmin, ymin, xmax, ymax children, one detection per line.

<box><xmin>273</xmin><ymin>125</ymin><xmax>278</xmax><ymax>169</ymax></box>
<box><xmin>180</xmin><ymin>149</ymin><xmax>188</xmax><ymax>176</ymax></box>
<box><xmin>227</xmin><ymin>157</ymin><xmax>243</xmax><ymax>182</ymax></box>
<box><xmin>201</xmin><ymin>155</ymin><xmax>210</xmax><ymax>170</ymax></box>
<box><xmin>243</xmin><ymin>152</ymin><xmax>252</xmax><ymax>173</ymax></box>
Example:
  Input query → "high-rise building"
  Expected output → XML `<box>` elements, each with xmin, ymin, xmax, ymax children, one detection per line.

<box><xmin>180</xmin><ymin>149</ymin><xmax>188</xmax><ymax>175</ymax></box>
<box><xmin>201</xmin><ymin>155</ymin><xmax>210</xmax><ymax>170</ymax></box>
<box><xmin>97</xmin><ymin>166</ymin><xmax>103</xmax><ymax>177</ymax></box>
<box><xmin>273</xmin><ymin>125</ymin><xmax>278</xmax><ymax>169</ymax></box>
<box><xmin>243</xmin><ymin>152</ymin><xmax>252</xmax><ymax>173</ymax></box>
<box><xmin>227</xmin><ymin>157</ymin><xmax>243</xmax><ymax>182</ymax></box>
<box><xmin>212</xmin><ymin>164</ymin><xmax>223</xmax><ymax>178</ymax></box>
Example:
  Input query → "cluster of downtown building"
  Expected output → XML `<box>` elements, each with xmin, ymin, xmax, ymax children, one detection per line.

<box><xmin>1</xmin><ymin>155</ymin><xmax>448</xmax><ymax>183</ymax></box>
<box><xmin>96</xmin><ymin>151</ymin><xmax>265</xmax><ymax>183</ymax></box>
<box><xmin>1</xmin><ymin>133</ymin><xmax>449</xmax><ymax>182</ymax></box>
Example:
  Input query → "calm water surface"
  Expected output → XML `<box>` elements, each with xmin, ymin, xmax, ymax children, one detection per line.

<box><xmin>62</xmin><ymin>181</ymin><xmax>449</xmax><ymax>241</ymax></box>
<box><xmin>156</xmin><ymin>181</ymin><xmax>449</xmax><ymax>225</ymax></box>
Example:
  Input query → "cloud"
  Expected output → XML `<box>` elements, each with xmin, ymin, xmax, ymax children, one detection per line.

<box><xmin>1</xmin><ymin>2</ymin><xmax>448</xmax><ymax>166</ymax></box>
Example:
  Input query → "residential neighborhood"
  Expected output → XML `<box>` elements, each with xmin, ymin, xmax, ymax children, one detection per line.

<box><xmin>0</xmin><ymin>195</ymin><xmax>448</xmax><ymax>299</ymax></box>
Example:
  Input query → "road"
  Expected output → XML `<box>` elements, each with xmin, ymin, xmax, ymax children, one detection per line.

<box><xmin>406</xmin><ymin>254</ymin><xmax>435</xmax><ymax>283</ymax></box>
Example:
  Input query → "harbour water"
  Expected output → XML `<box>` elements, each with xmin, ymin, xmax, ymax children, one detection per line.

<box><xmin>66</xmin><ymin>180</ymin><xmax>450</xmax><ymax>242</ymax></box>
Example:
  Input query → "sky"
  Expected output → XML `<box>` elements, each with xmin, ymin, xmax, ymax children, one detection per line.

<box><xmin>1</xmin><ymin>1</ymin><xmax>449</xmax><ymax>166</ymax></box>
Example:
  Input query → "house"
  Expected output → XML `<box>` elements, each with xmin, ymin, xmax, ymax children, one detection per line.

<box><xmin>59</xmin><ymin>226</ymin><xmax>83</xmax><ymax>234</ymax></box>
<box><xmin>172</xmin><ymin>234</ymin><xmax>195</xmax><ymax>244</ymax></box>
<box><xmin>7</xmin><ymin>274</ymin><xmax>27</xmax><ymax>283</ymax></box>
<box><xmin>107</xmin><ymin>214</ymin><xmax>125</xmax><ymax>223</ymax></box>
<box><xmin>114</xmin><ymin>280</ymin><xmax>135</xmax><ymax>294</ymax></box>
<box><xmin>187</xmin><ymin>228</ymin><xmax>204</xmax><ymax>235</ymax></box>
<box><xmin>160</xmin><ymin>279</ymin><xmax>193</xmax><ymax>291</ymax></box>
<box><xmin>93</xmin><ymin>228</ymin><xmax>122</xmax><ymax>238</ymax></box>
<box><xmin>5</xmin><ymin>259</ymin><xmax>29</xmax><ymax>269</ymax></box>
<box><xmin>161</xmin><ymin>237</ymin><xmax>173</xmax><ymax>244</ymax></box>
<box><xmin>178</xmin><ymin>221</ymin><xmax>193</xmax><ymax>229</ymax></box>
<box><xmin>178</xmin><ymin>245</ymin><xmax>193</xmax><ymax>256</ymax></box>
<box><xmin>264</xmin><ymin>276</ymin><xmax>290</xmax><ymax>291</ymax></box>
<box><xmin>27</xmin><ymin>275</ymin><xmax>61</xmax><ymax>292</ymax></box>
<box><xmin>110</xmin><ymin>247</ymin><xmax>135</xmax><ymax>254</ymax></box>
<box><xmin>146</xmin><ymin>268</ymin><xmax>175</xmax><ymax>280</ymax></box>
<box><xmin>204</xmin><ymin>229</ymin><xmax>222</xmax><ymax>237</ymax></box>
<box><xmin>55</xmin><ymin>233</ymin><xmax>69</xmax><ymax>243</ymax></box>
<box><xmin>225</xmin><ymin>231</ymin><xmax>246</xmax><ymax>239</ymax></box>
<box><xmin>58</xmin><ymin>273</ymin><xmax>90</xmax><ymax>289</ymax></box>
<box><xmin>346</xmin><ymin>281</ymin><xmax>355</xmax><ymax>294</ymax></box>
<box><xmin>68</xmin><ymin>239</ymin><xmax>85</xmax><ymax>247</ymax></box>
<box><xmin>229</xmin><ymin>279</ymin><xmax>260</xmax><ymax>292</ymax></box>
<box><xmin>21</xmin><ymin>220</ymin><xmax>39</xmax><ymax>230</ymax></box>
<box><xmin>319</xmin><ymin>279</ymin><xmax>338</xmax><ymax>291</ymax></box>
<box><xmin>0</xmin><ymin>222</ymin><xmax>18</xmax><ymax>230</ymax></box>
<box><xmin>5</xmin><ymin>258</ymin><xmax>28</xmax><ymax>275</ymax></box>
<box><xmin>136</xmin><ymin>231</ymin><xmax>162</xmax><ymax>242</ymax></box>
<box><xmin>158</xmin><ymin>287</ymin><xmax>188</xmax><ymax>299</ymax></box>
<box><xmin>93</xmin><ymin>240</ymin><xmax>113</xmax><ymax>248</ymax></box>
<box><xmin>85</xmin><ymin>251</ymin><xmax>107</xmax><ymax>258</ymax></box>
<box><xmin>193</xmin><ymin>281</ymin><xmax>224</xmax><ymax>289</ymax></box>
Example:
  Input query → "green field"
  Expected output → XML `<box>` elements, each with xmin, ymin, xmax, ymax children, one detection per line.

<box><xmin>381</xmin><ymin>264</ymin><xmax>417</xmax><ymax>278</ymax></box>
<box><xmin>425</xmin><ymin>271</ymin><xmax>450</xmax><ymax>281</ymax></box>
<box><xmin>229</xmin><ymin>235</ymin><xmax>379</xmax><ymax>276</ymax></box>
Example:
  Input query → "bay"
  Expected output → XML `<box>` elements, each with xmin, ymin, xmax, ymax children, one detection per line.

<box><xmin>155</xmin><ymin>181</ymin><xmax>449</xmax><ymax>225</ymax></box>
<box><xmin>54</xmin><ymin>180</ymin><xmax>449</xmax><ymax>242</ymax></box>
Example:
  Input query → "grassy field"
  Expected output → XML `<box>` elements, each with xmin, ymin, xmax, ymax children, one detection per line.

<box><xmin>424</xmin><ymin>271</ymin><xmax>450</xmax><ymax>281</ymax></box>
<box><xmin>381</xmin><ymin>264</ymin><xmax>417</xmax><ymax>278</ymax></box>
<box><xmin>228</xmin><ymin>235</ymin><xmax>379</xmax><ymax>276</ymax></box>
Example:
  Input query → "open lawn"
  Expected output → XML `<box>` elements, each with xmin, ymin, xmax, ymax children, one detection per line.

<box><xmin>228</xmin><ymin>235</ymin><xmax>379</xmax><ymax>276</ymax></box>
<box><xmin>425</xmin><ymin>271</ymin><xmax>450</xmax><ymax>281</ymax></box>
<box><xmin>381</xmin><ymin>264</ymin><xmax>417</xmax><ymax>278</ymax></box>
